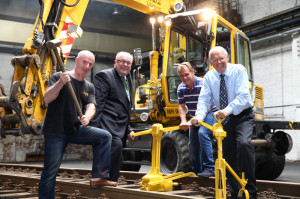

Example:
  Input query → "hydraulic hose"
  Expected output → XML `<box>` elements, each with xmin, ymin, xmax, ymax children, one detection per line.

<box><xmin>59</xmin><ymin>0</ymin><xmax>80</xmax><ymax>7</ymax></box>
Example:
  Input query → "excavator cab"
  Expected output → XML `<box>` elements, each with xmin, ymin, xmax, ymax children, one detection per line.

<box><xmin>162</xmin><ymin>9</ymin><xmax>215</xmax><ymax>112</ymax></box>
<box><xmin>127</xmin><ymin>8</ymin><xmax>266</xmax><ymax>174</ymax></box>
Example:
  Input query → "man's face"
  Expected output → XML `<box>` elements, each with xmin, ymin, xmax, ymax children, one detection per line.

<box><xmin>178</xmin><ymin>66</ymin><xmax>195</xmax><ymax>87</ymax></box>
<box><xmin>114</xmin><ymin>54</ymin><xmax>133</xmax><ymax>76</ymax></box>
<box><xmin>75</xmin><ymin>53</ymin><xmax>94</xmax><ymax>76</ymax></box>
<box><xmin>209</xmin><ymin>50</ymin><xmax>229</xmax><ymax>74</ymax></box>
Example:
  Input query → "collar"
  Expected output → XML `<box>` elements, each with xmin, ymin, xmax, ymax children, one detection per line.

<box><xmin>119</xmin><ymin>74</ymin><xmax>127</xmax><ymax>80</ymax></box>
<box><xmin>214</xmin><ymin>63</ymin><xmax>231</xmax><ymax>78</ymax></box>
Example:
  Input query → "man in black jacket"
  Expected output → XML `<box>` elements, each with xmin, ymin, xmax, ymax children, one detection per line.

<box><xmin>91</xmin><ymin>51</ymin><xmax>135</xmax><ymax>182</ymax></box>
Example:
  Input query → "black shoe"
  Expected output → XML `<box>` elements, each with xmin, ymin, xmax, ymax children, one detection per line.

<box><xmin>197</xmin><ymin>169</ymin><xmax>215</xmax><ymax>178</ymax></box>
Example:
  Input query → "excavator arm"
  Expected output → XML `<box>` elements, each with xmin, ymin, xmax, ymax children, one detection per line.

<box><xmin>0</xmin><ymin>0</ymin><xmax>186</xmax><ymax>137</ymax></box>
<box><xmin>0</xmin><ymin>0</ymin><xmax>89</xmax><ymax>137</ymax></box>
<box><xmin>112</xmin><ymin>0</ymin><xmax>184</xmax><ymax>15</ymax></box>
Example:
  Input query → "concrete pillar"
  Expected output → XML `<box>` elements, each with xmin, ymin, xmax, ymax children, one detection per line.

<box><xmin>286</xmin><ymin>32</ymin><xmax>300</xmax><ymax>160</ymax></box>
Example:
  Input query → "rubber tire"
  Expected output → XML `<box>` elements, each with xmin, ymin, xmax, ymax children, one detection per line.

<box><xmin>255</xmin><ymin>153</ymin><xmax>285</xmax><ymax>180</ymax></box>
<box><xmin>160</xmin><ymin>130</ymin><xmax>192</xmax><ymax>174</ymax></box>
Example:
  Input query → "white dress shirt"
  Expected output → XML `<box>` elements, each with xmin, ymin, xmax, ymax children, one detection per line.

<box><xmin>195</xmin><ymin>63</ymin><xmax>253</xmax><ymax>121</ymax></box>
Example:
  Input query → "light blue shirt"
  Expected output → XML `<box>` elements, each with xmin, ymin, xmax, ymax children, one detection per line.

<box><xmin>195</xmin><ymin>63</ymin><xmax>253</xmax><ymax>121</ymax></box>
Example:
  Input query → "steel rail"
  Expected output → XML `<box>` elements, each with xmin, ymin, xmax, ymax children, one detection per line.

<box><xmin>0</xmin><ymin>163</ymin><xmax>299</xmax><ymax>198</ymax></box>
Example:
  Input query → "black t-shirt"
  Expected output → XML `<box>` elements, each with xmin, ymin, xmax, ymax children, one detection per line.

<box><xmin>42</xmin><ymin>72</ymin><xmax>96</xmax><ymax>137</ymax></box>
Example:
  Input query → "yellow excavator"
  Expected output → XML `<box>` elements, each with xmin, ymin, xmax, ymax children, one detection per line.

<box><xmin>0</xmin><ymin>0</ymin><xmax>90</xmax><ymax>137</ymax></box>
<box><xmin>0</xmin><ymin>0</ymin><xmax>296</xmax><ymax>181</ymax></box>
<box><xmin>0</xmin><ymin>0</ymin><xmax>181</xmax><ymax>136</ymax></box>
<box><xmin>116</xmin><ymin>1</ymin><xmax>295</xmax><ymax>181</ymax></box>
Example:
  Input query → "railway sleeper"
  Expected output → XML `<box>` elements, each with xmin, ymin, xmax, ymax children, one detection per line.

<box><xmin>0</xmin><ymin>164</ymin><xmax>299</xmax><ymax>198</ymax></box>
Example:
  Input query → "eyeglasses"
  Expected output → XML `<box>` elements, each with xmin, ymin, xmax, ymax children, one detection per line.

<box><xmin>117</xmin><ymin>59</ymin><xmax>132</xmax><ymax>65</ymax></box>
<box><xmin>211</xmin><ymin>57</ymin><xmax>226</xmax><ymax>63</ymax></box>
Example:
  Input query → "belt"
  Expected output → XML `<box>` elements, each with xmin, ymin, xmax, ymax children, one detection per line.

<box><xmin>229</xmin><ymin>107</ymin><xmax>253</xmax><ymax>118</ymax></box>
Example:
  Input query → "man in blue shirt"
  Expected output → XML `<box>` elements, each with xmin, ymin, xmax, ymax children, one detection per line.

<box><xmin>177</xmin><ymin>62</ymin><xmax>216</xmax><ymax>177</ymax></box>
<box><xmin>190</xmin><ymin>46</ymin><xmax>257</xmax><ymax>199</ymax></box>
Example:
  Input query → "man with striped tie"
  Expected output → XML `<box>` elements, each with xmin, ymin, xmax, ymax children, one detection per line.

<box><xmin>190</xmin><ymin>46</ymin><xmax>257</xmax><ymax>199</ymax></box>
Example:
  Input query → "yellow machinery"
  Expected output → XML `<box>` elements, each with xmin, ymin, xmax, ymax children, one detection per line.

<box><xmin>124</xmin><ymin>7</ymin><xmax>294</xmax><ymax>181</ymax></box>
<box><xmin>199</xmin><ymin>116</ymin><xmax>249</xmax><ymax>199</ymax></box>
<box><xmin>132</xmin><ymin>124</ymin><xmax>195</xmax><ymax>191</ymax></box>
<box><xmin>0</xmin><ymin>0</ymin><xmax>90</xmax><ymax>137</ymax></box>
<box><xmin>0</xmin><ymin>0</ymin><xmax>186</xmax><ymax>137</ymax></box>
<box><xmin>129</xmin><ymin>8</ymin><xmax>263</xmax><ymax>126</ymax></box>
<box><xmin>0</xmin><ymin>0</ymin><xmax>295</xmax><ymax>183</ymax></box>
<box><xmin>130</xmin><ymin>114</ymin><xmax>250</xmax><ymax>196</ymax></box>
<box><xmin>132</xmin><ymin>115</ymin><xmax>250</xmax><ymax>197</ymax></box>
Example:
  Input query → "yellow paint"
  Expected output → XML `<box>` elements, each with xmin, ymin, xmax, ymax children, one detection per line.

<box><xmin>199</xmin><ymin>115</ymin><xmax>249</xmax><ymax>199</ymax></box>
<box><xmin>133</xmin><ymin>124</ymin><xmax>196</xmax><ymax>191</ymax></box>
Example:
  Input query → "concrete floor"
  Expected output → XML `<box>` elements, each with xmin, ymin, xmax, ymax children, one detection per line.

<box><xmin>275</xmin><ymin>161</ymin><xmax>300</xmax><ymax>183</ymax></box>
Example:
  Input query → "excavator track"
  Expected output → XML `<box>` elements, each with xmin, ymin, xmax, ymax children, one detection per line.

<box><xmin>0</xmin><ymin>163</ymin><xmax>299</xmax><ymax>199</ymax></box>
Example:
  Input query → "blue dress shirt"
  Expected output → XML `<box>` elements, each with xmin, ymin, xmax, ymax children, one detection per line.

<box><xmin>195</xmin><ymin>63</ymin><xmax>253</xmax><ymax>121</ymax></box>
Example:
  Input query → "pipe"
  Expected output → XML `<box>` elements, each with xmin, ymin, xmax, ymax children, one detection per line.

<box><xmin>250</xmin><ymin>139</ymin><xmax>272</xmax><ymax>147</ymax></box>
<box><xmin>247</xmin><ymin>17</ymin><xmax>300</xmax><ymax>38</ymax></box>
<box><xmin>251</xmin><ymin>27</ymin><xmax>300</xmax><ymax>45</ymax></box>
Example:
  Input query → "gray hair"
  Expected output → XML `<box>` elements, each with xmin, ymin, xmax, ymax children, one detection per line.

<box><xmin>116</xmin><ymin>51</ymin><xmax>133</xmax><ymax>61</ymax></box>
<box><xmin>77</xmin><ymin>50</ymin><xmax>95</xmax><ymax>60</ymax></box>
<box><xmin>209</xmin><ymin>46</ymin><xmax>228</xmax><ymax>60</ymax></box>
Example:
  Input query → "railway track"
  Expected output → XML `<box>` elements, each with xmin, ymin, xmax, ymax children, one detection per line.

<box><xmin>0</xmin><ymin>163</ymin><xmax>299</xmax><ymax>199</ymax></box>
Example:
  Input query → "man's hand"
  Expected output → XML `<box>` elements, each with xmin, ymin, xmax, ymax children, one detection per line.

<box><xmin>215</xmin><ymin>110</ymin><xmax>228</xmax><ymax>119</ymax></box>
<box><xmin>59</xmin><ymin>72</ymin><xmax>71</xmax><ymax>85</ymax></box>
<box><xmin>44</xmin><ymin>72</ymin><xmax>70</xmax><ymax>104</ymax></box>
<box><xmin>190</xmin><ymin>117</ymin><xmax>201</xmax><ymax>127</ymax></box>
<box><xmin>128</xmin><ymin>131</ymin><xmax>135</xmax><ymax>140</ymax></box>
<box><xmin>179</xmin><ymin>121</ymin><xmax>190</xmax><ymax>131</ymax></box>
<box><xmin>78</xmin><ymin>115</ymin><xmax>90</xmax><ymax>126</ymax></box>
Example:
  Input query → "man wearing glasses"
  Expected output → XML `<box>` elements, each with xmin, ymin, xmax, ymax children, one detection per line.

<box><xmin>90</xmin><ymin>51</ymin><xmax>135</xmax><ymax>182</ymax></box>
<box><xmin>190</xmin><ymin>46</ymin><xmax>257</xmax><ymax>199</ymax></box>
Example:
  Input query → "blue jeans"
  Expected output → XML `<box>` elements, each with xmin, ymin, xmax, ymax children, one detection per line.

<box><xmin>38</xmin><ymin>126</ymin><xmax>112</xmax><ymax>199</ymax></box>
<box><xmin>189</xmin><ymin>111</ymin><xmax>216</xmax><ymax>174</ymax></box>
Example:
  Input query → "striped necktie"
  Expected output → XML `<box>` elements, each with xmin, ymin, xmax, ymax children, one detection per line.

<box><xmin>220</xmin><ymin>74</ymin><xmax>228</xmax><ymax>124</ymax></box>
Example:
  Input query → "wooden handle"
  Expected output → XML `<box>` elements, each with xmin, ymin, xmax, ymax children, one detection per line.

<box><xmin>53</xmin><ymin>48</ymin><xmax>86</xmax><ymax>127</ymax></box>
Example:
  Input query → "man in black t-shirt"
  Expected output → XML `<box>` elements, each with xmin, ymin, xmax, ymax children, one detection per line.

<box><xmin>39</xmin><ymin>50</ymin><xmax>117</xmax><ymax>199</ymax></box>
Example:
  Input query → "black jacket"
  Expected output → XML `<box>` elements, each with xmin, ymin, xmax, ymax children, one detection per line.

<box><xmin>90</xmin><ymin>68</ymin><xmax>131</xmax><ymax>138</ymax></box>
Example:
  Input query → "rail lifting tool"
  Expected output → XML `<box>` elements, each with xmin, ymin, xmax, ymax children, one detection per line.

<box><xmin>199</xmin><ymin>115</ymin><xmax>249</xmax><ymax>199</ymax></box>
<box><xmin>132</xmin><ymin>123</ymin><xmax>196</xmax><ymax>191</ymax></box>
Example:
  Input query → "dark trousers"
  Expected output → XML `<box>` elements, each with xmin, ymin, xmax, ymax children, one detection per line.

<box><xmin>39</xmin><ymin>126</ymin><xmax>112</xmax><ymax>199</ymax></box>
<box><xmin>110</xmin><ymin>135</ymin><xmax>124</xmax><ymax>182</ymax></box>
<box><xmin>223</xmin><ymin>109</ymin><xmax>257</xmax><ymax>198</ymax></box>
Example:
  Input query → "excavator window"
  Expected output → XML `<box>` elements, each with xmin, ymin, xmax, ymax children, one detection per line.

<box><xmin>236</xmin><ymin>31</ymin><xmax>253</xmax><ymax>81</ymax></box>
<box><xmin>165</xmin><ymin>12</ymin><xmax>232</xmax><ymax>103</ymax></box>
<box><xmin>167</xmin><ymin>30</ymin><xmax>186</xmax><ymax>103</ymax></box>
<box><xmin>188</xmin><ymin>36</ymin><xmax>208</xmax><ymax>77</ymax></box>
<box><xmin>216</xmin><ymin>23</ymin><xmax>231</xmax><ymax>62</ymax></box>
<box><xmin>166</xmin><ymin>22</ymin><xmax>210</xmax><ymax>103</ymax></box>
